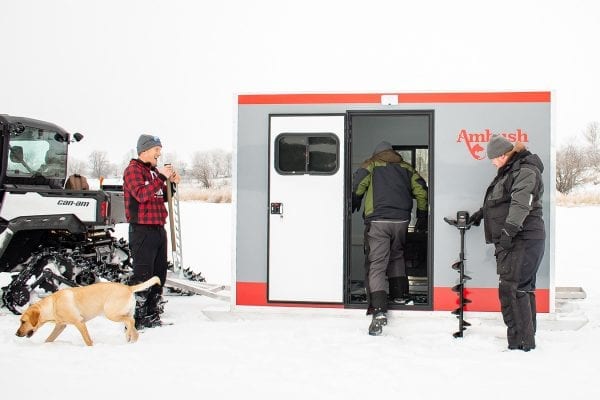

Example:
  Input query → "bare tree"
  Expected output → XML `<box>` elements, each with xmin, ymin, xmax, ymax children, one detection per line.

<box><xmin>107</xmin><ymin>162</ymin><xmax>121</xmax><ymax>177</ymax></box>
<box><xmin>189</xmin><ymin>149</ymin><xmax>232</xmax><ymax>187</ymax></box>
<box><xmin>556</xmin><ymin>143</ymin><xmax>588</xmax><ymax>193</ymax></box>
<box><xmin>583</xmin><ymin>121</ymin><xmax>600</xmax><ymax>149</ymax></box>
<box><xmin>162</xmin><ymin>151</ymin><xmax>188</xmax><ymax>178</ymax></box>
<box><xmin>191</xmin><ymin>151</ymin><xmax>213</xmax><ymax>188</ymax></box>
<box><xmin>88</xmin><ymin>150</ymin><xmax>110</xmax><ymax>179</ymax></box>
<box><xmin>67</xmin><ymin>157</ymin><xmax>88</xmax><ymax>176</ymax></box>
<box><xmin>210</xmin><ymin>149</ymin><xmax>232</xmax><ymax>178</ymax></box>
<box><xmin>583</xmin><ymin>121</ymin><xmax>600</xmax><ymax>174</ymax></box>
<box><xmin>117</xmin><ymin>151</ymin><xmax>136</xmax><ymax>177</ymax></box>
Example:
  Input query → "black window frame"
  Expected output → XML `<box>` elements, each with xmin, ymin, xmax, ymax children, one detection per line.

<box><xmin>274</xmin><ymin>132</ymin><xmax>340</xmax><ymax>175</ymax></box>
<box><xmin>392</xmin><ymin>145</ymin><xmax>429</xmax><ymax>185</ymax></box>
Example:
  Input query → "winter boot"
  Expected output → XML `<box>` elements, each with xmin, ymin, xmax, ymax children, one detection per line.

<box><xmin>389</xmin><ymin>276</ymin><xmax>412</xmax><ymax>305</ymax></box>
<box><xmin>134</xmin><ymin>289</ymin><xmax>151</xmax><ymax>330</ymax></box>
<box><xmin>368</xmin><ymin>291</ymin><xmax>388</xmax><ymax>336</ymax></box>
<box><xmin>141</xmin><ymin>285</ymin><xmax>165</xmax><ymax>329</ymax></box>
<box><xmin>516</xmin><ymin>291</ymin><xmax>536</xmax><ymax>351</ymax></box>
<box><xmin>369</xmin><ymin>312</ymin><xmax>388</xmax><ymax>336</ymax></box>
<box><xmin>499</xmin><ymin>280</ymin><xmax>521</xmax><ymax>350</ymax></box>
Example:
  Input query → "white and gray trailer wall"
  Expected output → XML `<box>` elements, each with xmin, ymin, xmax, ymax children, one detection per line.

<box><xmin>234</xmin><ymin>92</ymin><xmax>553</xmax><ymax>313</ymax></box>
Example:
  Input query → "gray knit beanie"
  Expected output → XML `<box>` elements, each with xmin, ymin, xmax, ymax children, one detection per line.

<box><xmin>486</xmin><ymin>134</ymin><xmax>514</xmax><ymax>159</ymax></box>
<box><xmin>137</xmin><ymin>134</ymin><xmax>162</xmax><ymax>155</ymax></box>
<box><xmin>372</xmin><ymin>141</ymin><xmax>393</xmax><ymax>156</ymax></box>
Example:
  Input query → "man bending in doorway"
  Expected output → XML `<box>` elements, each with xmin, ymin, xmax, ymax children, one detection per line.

<box><xmin>352</xmin><ymin>141</ymin><xmax>428</xmax><ymax>336</ymax></box>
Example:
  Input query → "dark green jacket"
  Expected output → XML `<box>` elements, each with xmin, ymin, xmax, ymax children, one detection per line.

<box><xmin>352</xmin><ymin>150</ymin><xmax>428</xmax><ymax>222</ymax></box>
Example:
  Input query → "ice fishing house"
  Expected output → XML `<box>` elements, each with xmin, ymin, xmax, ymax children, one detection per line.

<box><xmin>234</xmin><ymin>92</ymin><xmax>554</xmax><ymax>313</ymax></box>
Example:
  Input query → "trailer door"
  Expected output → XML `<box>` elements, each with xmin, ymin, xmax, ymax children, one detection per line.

<box><xmin>268</xmin><ymin>114</ymin><xmax>345</xmax><ymax>303</ymax></box>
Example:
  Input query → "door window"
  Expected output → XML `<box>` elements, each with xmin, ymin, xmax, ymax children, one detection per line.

<box><xmin>275</xmin><ymin>134</ymin><xmax>339</xmax><ymax>175</ymax></box>
<box><xmin>394</xmin><ymin>146</ymin><xmax>429</xmax><ymax>185</ymax></box>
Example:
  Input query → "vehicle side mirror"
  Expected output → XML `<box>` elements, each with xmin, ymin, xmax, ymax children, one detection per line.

<box><xmin>9</xmin><ymin>146</ymin><xmax>24</xmax><ymax>162</ymax></box>
<box><xmin>73</xmin><ymin>132</ymin><xmax>84</xmax><ymax>142</ymax></box>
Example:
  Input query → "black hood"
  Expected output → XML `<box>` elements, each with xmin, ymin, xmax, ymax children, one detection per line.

<box><xmin>519</xmin><ymin>151</ymin><xmax>544</xmax><ymax>174</ymax></box>
<box><xmin>500</xmin><ymin>150</ymin><xmax>544</xmax><ymax>175</ymax></box>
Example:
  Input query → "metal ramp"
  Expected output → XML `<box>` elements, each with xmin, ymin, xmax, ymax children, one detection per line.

<box><xmin>539</xmin><ymin>286</ymin><xmax>588</xmax><ymax>331</ymax></box>
<box><xmin>163</xmin><ymin>183</ymin><xmax>230</xmax><ymax>302</ymax></box>
<box><xmin>555</xmin><ymin>286</ymin><xmax>586</xmax><ymax>300</ymax></box>
<box><xmin>165</xmin><ymin>271</ymin><xmax>230</xmax><ymax>302</ymax></box>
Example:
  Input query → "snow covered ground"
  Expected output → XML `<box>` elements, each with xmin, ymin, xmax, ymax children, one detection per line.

<box><xmin>0</xmin><ymin>203</ymin><xmax>598</xmax><ymax>398</ymax></box>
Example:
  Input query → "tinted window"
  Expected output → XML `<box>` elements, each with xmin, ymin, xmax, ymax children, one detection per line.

<box><xmin>276</xmin><ymin>134</ymin><xmax>338</xmax><ymax>175</ymax></box>
<box><xmin>278</xmin><ymin>135</ymin><xmax>306</xmax><ymax>173</ymax></box>
<box><xmin>7</xmin><ymin>127</ymin><xmax>67</xmax><ymax>178</ymax></box>
<box><xmin>308</xmin><ymin>136</ymin><xmax>337</xmax><ymax>173</ymax></box>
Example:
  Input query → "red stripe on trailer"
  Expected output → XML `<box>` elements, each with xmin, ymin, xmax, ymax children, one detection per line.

<box><xmin>236</xmin><ymin>282</ymin><xmax>267</xmax><ymax>305</ymax></box>
<box><xmin>235</xmin><ymin>282</ymin><xmax>344</xmax><ymax>308</ymax></box>
<box><xmin>238</xmin><ymin>92</ymin><xmax>551</xmax><ymax>105</ymax></box>
<box><xmin>238</xmin><ymin>93</ymin><xmax>381</xmax><ymax>104</ymax></box>
<box><xmin>400</xmin><ymin>91</ymin><xmax>550</xmax><ymax>103</ymax></box>
<box><xmin>237</xmin><ymin>282</ymin><xmax>550</xmax><ymax>312</ymax></box>
<box><xmin>433</xmin><ymin>287</ymin><xmax>550</xmax><ymax>312</ymax></box>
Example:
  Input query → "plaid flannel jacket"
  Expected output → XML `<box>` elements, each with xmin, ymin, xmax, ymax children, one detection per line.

<box><xmin>123</xmin><ymin>159</ymin><xmax>168</xmax><ymax>225</ymax></box>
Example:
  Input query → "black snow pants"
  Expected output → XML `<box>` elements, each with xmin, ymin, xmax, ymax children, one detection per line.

<box><xmin>129</xmin><ymin>224</ymin><xmax>168</xmax><ymax>326</ymax></box>
<box><xmin>495</xmin><ymin>238</ymin><xmax>545</xmax><ymax>349</ymax></box>
<box><xmin>129</xmin><ymin>223</ymin><xmax>168</xmax><ymax>287</ymax></box>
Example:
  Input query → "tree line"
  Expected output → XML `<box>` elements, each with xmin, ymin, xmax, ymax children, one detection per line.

<box><xmin>68</xmin><ymin>149</ymin><xmax>232</xmax><ymax>188</ymax></box>
<box><xmin>556</xmin><ymin>122</ymin><xmax>600</xmax><ymax>194</ymax></box>
<box><xmin>67</xmin><ymin>123</ymin><xmax>599</xmax><ymax>194</ymax></box>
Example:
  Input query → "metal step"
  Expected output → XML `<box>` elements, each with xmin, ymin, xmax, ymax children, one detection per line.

<box><xmin>555</xmin><ymin>286</ymin><xmax>586</xmax><ymax>299</ymax></box>
<box><xmin>165</xmin><ymin>271</ymin><xmax>230</xmax><ymax>302</ymax></box>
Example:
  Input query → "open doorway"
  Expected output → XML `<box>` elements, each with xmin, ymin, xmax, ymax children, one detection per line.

<box><xmin>346</xmin><ymin>111</ymin><xmax>433</xmax><ymax>310</ymax></box>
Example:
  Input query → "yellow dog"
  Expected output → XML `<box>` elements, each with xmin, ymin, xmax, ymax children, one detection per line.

<box><xmin>15</xmin><ymin>276</ymin><xmax>160</xmax><ymax>346</ymax></box>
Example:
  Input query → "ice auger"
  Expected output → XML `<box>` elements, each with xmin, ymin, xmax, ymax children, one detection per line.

<box><xmin>444</xmin><ymin>211</ymin><xmax>474</xmax><ymax>338</ymax></box>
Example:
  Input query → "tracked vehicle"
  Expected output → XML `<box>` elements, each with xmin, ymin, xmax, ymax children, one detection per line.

<box><xmin>0</xmin><ymin>114</ymin><xmax>132</xmax><ymax>313</ymax></box>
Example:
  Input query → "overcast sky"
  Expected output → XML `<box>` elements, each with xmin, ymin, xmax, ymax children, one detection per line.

<box><xmin>1</xmin><ymin>0</ymin><xmax>599</xmax><ymax>164</ymax></box>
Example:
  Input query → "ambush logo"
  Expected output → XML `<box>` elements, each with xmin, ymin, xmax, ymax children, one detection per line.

<box><xmin>457</xmin><ymin>129</ymin><xmax>529</xmax><ymax>160</ymax></box>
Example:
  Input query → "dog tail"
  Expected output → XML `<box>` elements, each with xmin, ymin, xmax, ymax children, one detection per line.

<box><xmin>130</xmin><ymin>276</ymin><xmax>161</xmax><ymax>293</ymax></box>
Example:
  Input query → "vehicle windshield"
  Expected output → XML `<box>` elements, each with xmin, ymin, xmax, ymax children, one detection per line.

<box><xmin>7</xmin><ymin>127</ymin><xmax>68</xmax><ymax>179</ymax></box>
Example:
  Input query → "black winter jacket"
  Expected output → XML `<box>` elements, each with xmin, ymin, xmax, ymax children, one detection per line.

<box><xmin>352</xmin><ymin>150</ymin><xmax>428</xmax><ymax>222</ymax></box>
<box><xmin>480</xmin><ymin>145</ymin><xmax>546</xmax><ymax>244</ymax></box>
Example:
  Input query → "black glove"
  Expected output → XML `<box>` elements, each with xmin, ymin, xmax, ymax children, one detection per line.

<box><xmin>499</xmin><ymin>222</ymin><xmax>519</xmax><ymax>250</ymax></box>
<box><xmin>499</xmin><ymin>230</ymin><xmax>513</xmax><ymax>250</ymax></box>
<box><xmin>469</xmin><ymin>209</ymin><xmax>483</xmax><ymax>226</ymax></box>
<box><xmin>352</xmin><ymin>193</ymin><xmax>363</xmax><ymax>213</ymax></box>
<box><xmin>415</xmin><ymin>210</ymin><xmax>428</xmax><ymax>232</ymax></box>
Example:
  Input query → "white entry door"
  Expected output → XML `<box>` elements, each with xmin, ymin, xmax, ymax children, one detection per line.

<box><xmin>268</xmin><ymin>115</ymin><xmax>345</xmax><ymax>303</ymax></box>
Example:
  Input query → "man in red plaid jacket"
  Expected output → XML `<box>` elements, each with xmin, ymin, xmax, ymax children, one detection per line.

<box><xmin>123</xmin><ymin>134</ymin><xmax>180</xmax><ymax>329</ymax></box>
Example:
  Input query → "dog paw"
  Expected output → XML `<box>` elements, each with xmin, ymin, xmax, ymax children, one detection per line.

<box><xmin>128</xmin><ymin>329</ymin><xmax>139</xmax><ymax>343</ymax></box>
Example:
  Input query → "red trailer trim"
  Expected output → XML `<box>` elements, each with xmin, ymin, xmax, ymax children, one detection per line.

<box><xmin>235</xmin><ymin>282</ymin><xmax>344</xmax><ymax>308</ymax></box>
<box><xmin>238</xmin><ymin>92</ymin><xmax>551</xmax><ymax>105</ymax></box>
<box><xmin>433</xmin><ymin>287</ymin><xmax>550</xmax><ymax>313</ymax></box>
<box><xmin>236</xmin><ymin>282</ymin><xmax>550</xmax><ymax>312</ymax></box>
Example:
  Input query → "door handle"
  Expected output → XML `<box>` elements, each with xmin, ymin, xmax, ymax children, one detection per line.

<box><xmin>270</xmin><ymin>202</ymin><xmax>283</xmax><ymax>215</ymax></box>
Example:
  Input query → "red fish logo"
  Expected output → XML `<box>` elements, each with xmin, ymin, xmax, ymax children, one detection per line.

<box><xmin>457</xmin><ymin>129</ymin><xmax>529</xmax><ymax>160</ymax></box>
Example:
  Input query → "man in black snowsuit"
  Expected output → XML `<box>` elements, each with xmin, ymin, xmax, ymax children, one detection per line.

<box><xmin>470</xmin><ymin>134</ymin><xmax>545</xmax><ymax>351</ymax></box>
<box><xmin>352</xmin><ymin>141</ymin><xmax>428</xmax><ymax>336</ymax></box>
